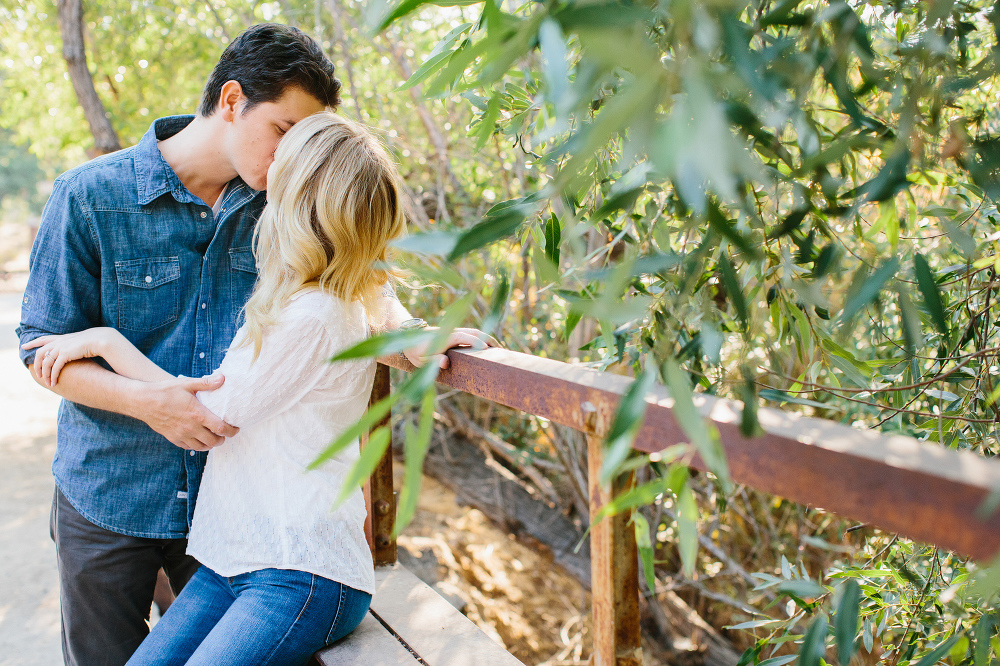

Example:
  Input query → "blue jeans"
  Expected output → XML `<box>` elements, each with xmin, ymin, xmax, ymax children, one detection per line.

<box><xmin>125</xmin><ymin>565</ymin><xmax>372</xmax><ymax>666</ymax></box>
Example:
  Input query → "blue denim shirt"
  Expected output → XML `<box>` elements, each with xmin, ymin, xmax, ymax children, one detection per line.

<box><xmin>17</xmin><ymin>116</ymin><xmax>266</xmax><ymax>539</ymax></box>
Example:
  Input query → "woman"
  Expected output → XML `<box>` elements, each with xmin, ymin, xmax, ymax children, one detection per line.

<box><xmin>24</xmin><ymin>112</ymin><xmax>408</xmax><ymax>665</ymax></box>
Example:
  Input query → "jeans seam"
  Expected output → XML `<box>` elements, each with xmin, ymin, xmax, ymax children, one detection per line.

<box><xmin>326</xmin><ymin>583</ymin><xmax>347</xmax><ymax>645</ymax></box>
<box><xmin>260</xmin><ymin>574</ymin><xmax>318</xmax><ymax>664</ymax></box>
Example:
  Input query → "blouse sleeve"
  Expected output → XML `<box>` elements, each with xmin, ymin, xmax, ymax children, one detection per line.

<box><xmin>196</xmin><ymin>309</ymin><xmax>357</xmax><ymax>430</ymax></box>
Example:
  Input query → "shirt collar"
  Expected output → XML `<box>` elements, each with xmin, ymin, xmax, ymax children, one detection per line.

<box><xmin>133</xmin><ymin>115</ymin><xmax>258</xmax><ymax>208</ymax></box>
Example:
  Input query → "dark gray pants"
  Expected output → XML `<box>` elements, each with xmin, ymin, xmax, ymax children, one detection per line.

<box><xmin>51</xmin><ymin>487</ymin><xmax>200</xmax><ymax>666</ymax></box>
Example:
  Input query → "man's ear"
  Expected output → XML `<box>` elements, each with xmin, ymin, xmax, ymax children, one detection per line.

<box><xmin>218</xmin><ymin>80</ymin><xmax>244</xmax><ymax>123</ymax></box>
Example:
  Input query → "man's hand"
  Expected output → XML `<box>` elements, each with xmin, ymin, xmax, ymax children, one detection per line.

<box><xmin>137</xmin><ymin>375</ymin><xmax>239</xmax><ymax>451</ymax></box>
<box><xmin>403</xmin><ymin>327</ymin><xmax>500</xmax><ymax>369</ymax></box>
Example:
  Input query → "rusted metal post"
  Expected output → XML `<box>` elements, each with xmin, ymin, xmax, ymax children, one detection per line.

<box><xmin>584</xmin><ymin>402</ymin><xmax>643</xmax><ymax>666</ymax></box>
<box><xmin>365</xmin><ymin>363</ymin><xmax>396</xmax><ymax>566</ymax></box>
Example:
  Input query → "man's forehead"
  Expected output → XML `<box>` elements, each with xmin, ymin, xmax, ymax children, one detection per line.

<box><xmin>271</xmin><ymin>86</ymin><xmax>327</xmax><ymax>123</ymax></box>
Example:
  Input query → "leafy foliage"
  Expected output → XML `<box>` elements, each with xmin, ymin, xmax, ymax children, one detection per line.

<box><xmin>371</xmin><ymin>0</ymin><xmax>1000</xmax><ymax>662</ymax></box>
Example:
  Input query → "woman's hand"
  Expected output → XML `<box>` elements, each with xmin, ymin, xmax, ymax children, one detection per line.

<box><xmin>403</xmin><ymin>327</ymin><xmax>500</xmax><ymax>369</ymax></box>
<box><xmin>22</xmin><ymin>328</ymin><xmax>123</xmax><ymax>387</ymax></box>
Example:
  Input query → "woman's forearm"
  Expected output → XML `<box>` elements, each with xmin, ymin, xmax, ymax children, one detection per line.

<box><xmin>98</xmin><ymin>330</ymin><xmax>174</xmax><ymax>382</ymax></box>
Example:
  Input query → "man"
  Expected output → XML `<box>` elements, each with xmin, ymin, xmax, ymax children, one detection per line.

<box><xmin>18</xmin><ymin>23</ymin><xmax>487</xmax><ymax>665</ymax></box>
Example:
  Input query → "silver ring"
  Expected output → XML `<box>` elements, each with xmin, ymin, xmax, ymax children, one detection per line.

<box><xmin>45</xmin><ymin>350</ymin><xmax>53</xmax><ymax>357</ymax></box>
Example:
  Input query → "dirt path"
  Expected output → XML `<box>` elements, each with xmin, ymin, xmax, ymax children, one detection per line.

<box><xmin>0</xmin><ymin>286</ymin><xmax>63</xmax><ymax>666</ymax></box>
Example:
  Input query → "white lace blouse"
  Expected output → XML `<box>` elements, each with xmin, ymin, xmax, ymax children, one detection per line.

<box><xmin>187</xmin><ymin>289</ymin><xmax>376</xmax><ymax>594</ymax></box>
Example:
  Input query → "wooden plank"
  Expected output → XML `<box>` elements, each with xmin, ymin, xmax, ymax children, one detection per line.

<box><xmin>370</xmin><ymin>564</ymin><xmax>525</xmax><ymax>666</ymax></box>
<box><xmin>384</xmin><ymin>349</ymin><xmax>1000</xmax><ymax>560</ymax></box>
<box><xmin>367</xmin><ymin>363</ymin><xmax>396</xmax><ymax>566</ymax></box>
<box><xmin>585</xmin><ymin>405</ymin><xmax>643</xmax><ymax>666</ymax></box>
<box><xmin>313</xmin><ymin>612</ymin><xmax>419</xmax><ymax>665</ymax></box>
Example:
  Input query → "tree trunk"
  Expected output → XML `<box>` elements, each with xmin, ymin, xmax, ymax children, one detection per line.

<box><xmin>58</xmin><ymin>0</ymin><xmax>121</xmax><ymax>156</ymax></box>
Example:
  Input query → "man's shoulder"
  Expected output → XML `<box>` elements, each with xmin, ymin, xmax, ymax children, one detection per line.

<box><xmin>54</xmin><ymin>147</ymin><xmax>141</xmax><ymax>207</ymax></box>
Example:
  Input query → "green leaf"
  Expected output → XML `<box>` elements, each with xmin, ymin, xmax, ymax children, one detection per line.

<box><xmin>726</xmin><ymin>619</ymin><xmax>785</xmax><ymax>631</ymax></box>
<box><xmin>375</xmin><ymin>0</ymin><xmax>479</xmax><ymax>32</ymax></box>
<box><xmin>310</xmin><ymin>393</ymin><xmax>400</xmax><ymax>470</ymax></box>
<box><xmin>974</xmin><ymin>615</ymin><xmax>995</xmax><ymax>666</ymax></box>
<box><xmin>700</xmin><ymin>321</ymin><xmax>723</xmax><ymax>364</ymax></box>
<box><xmin>798</xmin><ymin>614</ymin><xmax>829</xmax><ymax>666</ymax></box>
<box><xmin>756</xmin><ymin>657</ymin><xmax>798</xmax><ymax>666</ymax></box>
<box><xmin>397</xmin><ymin>22</ymin><xmax>473</xmax><ymax>91</ymax></box>
<box><xmin>912</xmin><ymin>634</ymin><xmax>964</xmax><ymax>666</ymax></box>
<box><xmin>897</xmin><ymin>287</ymin><xmax>924</xmax><ymax>357</ymax></box>
<box><xmin>759</xmin><ymin>0</ymin><xmax>810</xmax><ymax>27</ymax></box>
<box><xmin>471</xmin><ymin>89</ymin><xmax>504</xmax><ymax>149</ymax></box>
<box><xmin>914</xmin><ymin>253</ymin><xmax>949</xmax><ymax>336</ymax></box>
<box><xmin>330</xmin><ymin>328</ymin><xmax>437</xmax><ymax>362</ymax></box>
<box><xmin>676</xmin><ymin>481</ymin><xmax>698</xmax><ymax>577</ymax></box>
<box><xmin>600</xmin><ymin>371</ymin><xmax>655</xmax><ymax>485</ymax></box>
<box><xmin>423</xmin><ymin>292</ymin><xmax>477</xmax><ymax>364</ymax></box>
<box><xmin>707</xmin><ymin>201</ymin><xmax>760</xmax><ymax>260</ymax></box>
<box><xmin>335</xmin><ymin>426</ymin><xmax>392</xmax><ymax>505</ymax></box>
<box><xmin>564</xmin><ymin>310</ymin><xmax>582</xmax><ymax>342</ymax></box>
<box><xmin>591</xmin><ymin>456</ymin><xmax>689</xmax><ymax>521</ymax></box>
<box><xmin>538</xmin><ymin>18</ymin><xmax>569</xmax><ymax>116</ymax></box>
<box><xmin>718</xmin><ymin>253</ymin><xmax>749</xmax><ymax>333</ymax></box>
<box><xmin>554</xmin><ymin>3</ymin><xmax>655</xmax><ymax>29</ymax></box>
<box><xmin>395</xmin><ymin>387</ymin><xmax>437</xmax><ymax>534</ymax></box>
<box><xmin>593</xmin><ymin>162</ymin><xmax>655</xmax><ymax>219</ymax></box>
<box><xmin>662</xmin><ymin>360</ymin><xmax>731</xmax><ymax>491</ymax></box>
<box><xmin>482</xmin><ymin>269</ymin><xmax>510</xmax><ymax>334</ymax></box>
<box><xmin>391</xmin><ymin>231</ymin><xmax>460</xmax><ymax>257</ymax></box>
<box><xmin>448</xmin><ymin>201</ymin><xmax>537</xmax><ymax>260</ymax></box>
<box><xmin>840</xmin><ymin>256</ymin><xmax>900</xmax><ymax>323</ymax></box>
<box><xmin>632</xmin><ymin>512</ymin><xmax>657</xmax><ymax>592</ymax></box>
<box><xmin>835</xmin><ymin>580</ymin><xmax>860</xmax><ymax>666</ymax></box>
<box><xmin>759</xmin><ymin>389</ymin><xmax>831</xmax><ymax>410</ymax></box>
<box><xmin>767</xmin><ymin>207</ymin><xmax>810</xmax><ymax>239</ymax></box>
<box><xmin>738</xmin><ymin>366</ymin><xmax>762</xmax><ymax>438</ymax></box>
<box><xmin>858</xmin><ymin>148</ymin><xmax>911</xmax><ymax>203</ymax></box>
<box><xmin>544</xmin><ymin>212</ymin><xmax>561</xmax><ymax>267</ymax></box>
<box><xmin>398</xmin><ymin>51</ymin><xmax>455</xmax><ymax>93</ymax></box>
<box><xmin>820</xmin><ymin>338</ymin><xmax>873</xmax><ymax>384</ymax></box>
<box><xmin>778</xmin><ymin>579</ymin><xmax>825</xmax><ymax>598</ymax></box>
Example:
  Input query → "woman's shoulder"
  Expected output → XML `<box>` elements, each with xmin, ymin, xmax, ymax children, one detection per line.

<box><xmin>287</xmin><ymin>288</ymin><xmax>362</xmax><ymax>315</ymax></box>
<box><xmin>284</xmin><ymin>289</ymin><xmax>368</xmax><ymax>337</ymax></box>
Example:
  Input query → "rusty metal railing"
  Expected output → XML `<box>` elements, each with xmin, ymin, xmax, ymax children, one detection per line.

<box><xmin>363</xmin><ymin>347</ymin><xmax>1000</xmax><ymax>666</ymax></box>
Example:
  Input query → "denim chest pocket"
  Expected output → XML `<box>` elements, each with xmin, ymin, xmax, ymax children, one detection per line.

<box><xmin>115</xmin><ymin>257</ymin><xmax>181</xmax><ymax>332</ymax></box>
<box><xmin>229</xmin><ymin>248</ymin><xmax>258</xmax><ymax>321</ymax></box>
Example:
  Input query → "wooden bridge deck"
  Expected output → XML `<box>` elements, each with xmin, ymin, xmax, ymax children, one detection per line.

<box><xmin>313</xmin><ymin>564</ymin><xmax>524</xmax><ymax>665</ymax></box>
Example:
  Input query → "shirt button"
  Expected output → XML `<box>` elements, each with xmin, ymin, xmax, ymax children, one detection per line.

<box><xmin>144</xmin><ymin>276</ymin><xmax>152</xmax><ymax>283</ymax></box>
<box><xmin>200</xmin><ymin>211</ymin><xmax>207</xmax><ymax>218</ymax></box>
<box><xmin>189</xmin><ymin>450</ymin><xmax>196</xmax><ymax>456</ymax></box>
<box><xmin>201</xmin><ymin>303</ymin><xmax>206</xmax><ymax>310</ymax></box>
<box><xmin>199</xmin><ymin>352</ymin><xmax>205</xmax><ymax>359</ymax></box>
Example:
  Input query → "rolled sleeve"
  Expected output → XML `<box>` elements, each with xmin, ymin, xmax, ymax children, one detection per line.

<box><xmin>16</xmin><ymin>179</ymin><xmax>102</xmax><ymax>367</ymax></box>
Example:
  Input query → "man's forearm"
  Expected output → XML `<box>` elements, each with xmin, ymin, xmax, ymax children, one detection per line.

<box><xmin>28</xmin><ymin>359</ymin><xmax>149</xmax><ymax>419</ymax></box>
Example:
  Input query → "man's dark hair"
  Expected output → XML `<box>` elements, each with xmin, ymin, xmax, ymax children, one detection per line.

<box><xmin>199</xmin><ymin>23</ymin><xmax>341</xmax><ymax>116</ymax></box>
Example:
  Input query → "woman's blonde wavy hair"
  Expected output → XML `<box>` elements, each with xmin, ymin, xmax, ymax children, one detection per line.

<box><xmin>240</xmin><ymin>112</ymin><xmax>407</xmax><ymax>359</ymax></box>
